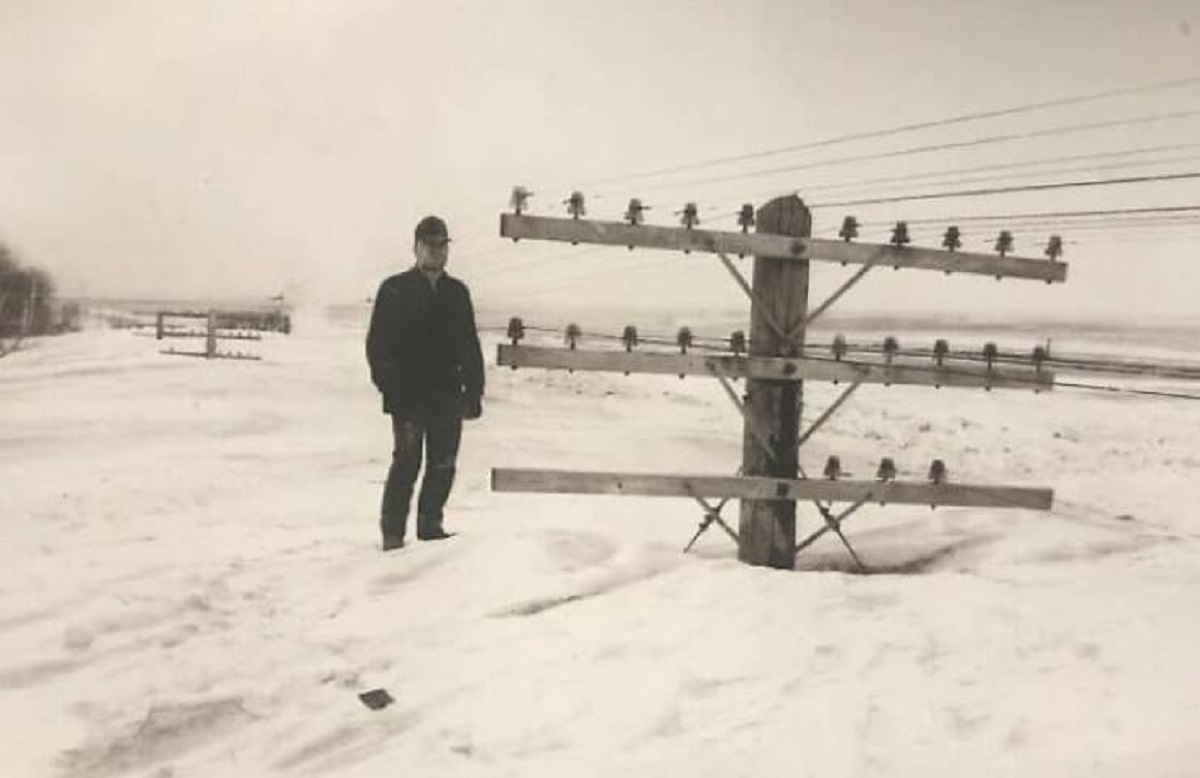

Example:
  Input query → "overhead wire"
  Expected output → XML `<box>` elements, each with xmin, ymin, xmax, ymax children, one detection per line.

<box><xmin>464</xmin><ymin>81</ymin><xmax>1200</xmax><ymax>256</ymax></box>
<box><xmin>844</xmin><ymin>204</ymin><xmax>1200</xmax><ymax>227</ymax></box>
<box><xmin>473</xmin><ymin>144</ymin><xmax>1200</xmax><ymax>246</ymax></box>
<box><xmin>799</xmin><ymin>153</ymin><xmax>1200</xmax><ymax>202</ymax></box>
<box><xmin>494</xmin><ymin>322</ymin><xmax>1200</xmax><ymax>401</ymax></box>
<box><xmin>478</xmin><ymin>247</ymin><xmax>656</xmax><ymax>298</ymax></box>
<box><xmin>471</xmin><ymin>245</ymin><xmax>609</xmax><ymax>284</ymax></box>
<box><xmin>904</xmin><ymin>220</ymin><xmax>1200</xmax><ymax>244</ymax></box>
<box><xmin>578</xmin><ymin>74</ymin><xmax>1200</xmax><ymax>189</ymax></box>
<box><xmin>649</xmin><ymin>144</ymin><xmax>1200</xmax><ymax>224</ymax></box>
<box><xmin>631</xmin><ymin>109</ymin><xmax>1200</xmax><ymax>196</ymax></box>
<box><xmin>808</xmin><ymin>170</ymin><xmax>1200</xmax><ymax>209</ymax></box>
<box><xmin>897</xmin><ymin>213</ymin><xmax>1200</xmax><ymax>233</ymax></box>
<box><xmin>827</xmin><ymin>210</ymin><xmax>1200</xmax><ymax>235</ymax></box>
<box><xmin>786</xmin><ymin>142</ymin><xmax>1200</xmax><ymax>196</ymax></box>
<box><xmin>476</xmin><ymin>84</ymin><xmax>1200</xmax><ymax>342</ymax></box>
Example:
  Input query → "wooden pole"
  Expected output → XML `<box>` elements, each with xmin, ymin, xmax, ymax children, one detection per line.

<box><xmin>205</xmin><ymin>310</ymin><xmax>217</xmax><ymax>358</ymax></box>
<box><xmin>739</xmin><ymin>196</ymin><xmax>811</xmax><ymax>568</ymax></box>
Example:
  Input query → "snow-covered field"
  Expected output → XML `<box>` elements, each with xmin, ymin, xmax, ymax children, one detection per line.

<box><xmin>3</xmin><ymin>313</ymin><xmax>1200</xmax><ymax>777</ymax></box>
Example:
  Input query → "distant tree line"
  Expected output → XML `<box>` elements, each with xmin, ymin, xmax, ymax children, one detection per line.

<box><xmin>0</xmin><ymin>241</ymin><xmax>78</xmax><ymax>354</ymax></box>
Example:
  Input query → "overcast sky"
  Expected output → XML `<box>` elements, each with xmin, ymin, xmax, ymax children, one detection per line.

<box><xmin>1</xmin><ymin>0</ymin><xmax>1198</xmax><ymax>321</ymax></box>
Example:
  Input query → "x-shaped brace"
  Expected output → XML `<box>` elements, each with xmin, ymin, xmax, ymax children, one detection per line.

<box><xmin>682</xmin><ymin>489</ymin><xmax>739</xmax><ymax>553</ymax></box>
<box><xmin>795</xmin><ymin>495</ymin><xmax>871</xmax><ymax>573</ymax></box>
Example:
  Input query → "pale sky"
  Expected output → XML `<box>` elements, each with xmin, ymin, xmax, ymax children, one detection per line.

<box><xmin>2</xmin><ymin>0</ymin><xmax>1199</xmax><ymax>320</ymax></box>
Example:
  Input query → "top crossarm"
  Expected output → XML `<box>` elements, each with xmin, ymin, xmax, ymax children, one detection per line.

<box><xmin>499</xmin><ymin>214</ymin><xmax>1067</xmax><ymax>283</ymax></box>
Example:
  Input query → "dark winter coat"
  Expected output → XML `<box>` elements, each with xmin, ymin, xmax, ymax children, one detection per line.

<box><xmin>366</xmin><ymin>267</ymin><xmax>484</xmax><ymax>417</ymax></box>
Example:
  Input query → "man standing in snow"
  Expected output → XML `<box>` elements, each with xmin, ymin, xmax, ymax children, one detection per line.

<box><xmin>366</xmin><ymin>215</ymin><xmax>484</xmax><ymax>552</ymax></box>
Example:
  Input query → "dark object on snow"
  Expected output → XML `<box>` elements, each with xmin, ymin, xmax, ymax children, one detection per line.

<box><xmin>358</xmin><ymin>689</ymin><xmax>394</xmax><ymax>710</ymax></box>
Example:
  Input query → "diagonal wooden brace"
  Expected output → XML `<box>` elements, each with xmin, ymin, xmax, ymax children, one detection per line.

<box><xmin>682</xmin><ymin>488</ymin><xmax>738</xmax><ymax>552</ymax></box>
<box><xmin>715</xmin><ymin>251</ymin><xmax>789</xmax><ymax>343</ymax></box>
<box><xmin>795</xmin><ymin>495</ymin><xmax>872</xmax><ymax>554</ymax></box>
<box><xmin>800</xmin><ymin>497</ymin><xmax>870</xmax><ymax>573</ymax></box>
<box><xmin>802</xmin><ymin>260</ymin><xmax>880</xmax><ymax>332</ymax></box>
<box><xmin>798</xmin><ymin>381</ymin><xmax>863</xmax><ymax>447</ymax></box>
<box><xmin>707</xmin><ymin>361</ymin><xmax>777</xmax><ymax>464</ymax></box>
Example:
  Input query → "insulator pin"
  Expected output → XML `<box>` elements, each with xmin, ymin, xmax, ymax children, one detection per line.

<box><xmin>942</xmin><ymin>226</ymin><xmax>962</xmax><ymax>251</ymax></box>
<box><xmin>839</xmin><ymin>216</ymin><xmax>859</xmax><ymax>242</ymax></box>
<box><xmin>565</xmin><ymin>191</ymin><xmax>586</xmax><ymax>219</ymax></box>
<box><xmin>729</xmin><ymin>330</ymin><xmax>746</xmax><ymax>355</ymax></box>
<box><xmin>622</xmin><ymin>325</ymin><xmax>639</xmax><ymax>351</ymax></box>
<box><xmin>506</xmin><ymin>316</ymin><xmax>525</xmax><ymax>345</ymax></box>
<box><xmin>565</xmin><ymin>323</ymin><xmax>582</xmax><ymax>350</ymax></box>
<box><xmin>509</xmin><ymin>186</ymin><xmax>532</xmax><ymax>215</ymax></box>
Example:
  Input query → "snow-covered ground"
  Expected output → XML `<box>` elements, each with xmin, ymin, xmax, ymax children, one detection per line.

<box><xmin>3</xmin><ymin>313</ymin><xmax>1200</xmax><ymax>777</ymax></box>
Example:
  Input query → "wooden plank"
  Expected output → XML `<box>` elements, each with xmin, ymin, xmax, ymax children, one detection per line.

<box><xmin>496</xmin><ymin>344</ymin><xmax>1056</xmax><ymax>390</ymax></box>
<box><xmin>499</xmin><ymin>214</ymin><xmax>1068</xmax><ymax>283</ymax></box>
<box><xmin>492</xmin><ymin>468</ymin><xmax>1054</xmax><ymax>510</ymax></box>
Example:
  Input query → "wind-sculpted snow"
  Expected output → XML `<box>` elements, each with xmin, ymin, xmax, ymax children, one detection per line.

<box><xmin>1</xmin><ymin>323</ymin><xmax>1199</xmax><ymax>776</ymax></box>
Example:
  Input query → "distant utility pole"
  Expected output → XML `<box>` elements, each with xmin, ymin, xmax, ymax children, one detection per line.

<box><xmin>492</xmin><ymin>190</ymin><xmax>1067</xmax><ymax>570</ymax></box>
<box><xmin>154</xmin><ymin>309</ymin><xmax>262</xmax><ymax>361</ymax></box>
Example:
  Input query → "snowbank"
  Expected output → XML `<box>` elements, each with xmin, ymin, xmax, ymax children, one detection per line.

<box><xmin>2</xmin><ymin>319</ymin><xmax>1199</xmax><ymax>777</ymax></box>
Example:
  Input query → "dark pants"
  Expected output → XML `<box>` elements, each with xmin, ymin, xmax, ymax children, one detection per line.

<box><xmin>380</xmin><ymin>411</ymin><xmax>462</xmax><ymax>539</ymax></box>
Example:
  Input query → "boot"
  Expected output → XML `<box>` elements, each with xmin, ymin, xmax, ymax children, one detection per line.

<box><xmin>416</xmin><ymin>513</ymin><xmax>454</xmax><ymax>541</ymax></box>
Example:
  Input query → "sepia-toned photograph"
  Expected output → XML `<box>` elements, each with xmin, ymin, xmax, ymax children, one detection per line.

<box><xmin>3</xmin><ymin>1</ymin><xmax>1199</xmax><ymax>775</ymax></box>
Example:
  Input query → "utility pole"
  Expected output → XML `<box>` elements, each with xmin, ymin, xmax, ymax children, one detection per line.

<box><xmin>491</xmin><ymin>187</ymin><xmax>1068</xmax><ymax>571</ymax></box>
<box><xmin>740</xmin><ymin>196</ymin><xmax>810</xmax><ymax>567</ymax></box>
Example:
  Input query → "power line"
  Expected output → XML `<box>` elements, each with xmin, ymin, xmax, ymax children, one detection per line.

<box><xmin>506</xmin><ymin>146</ymin><xmax>1200</xmax><ymax>233</ymax></box>
<box><xmin>848</xmin><ymin>205</ymin><xmax>1200</xmax><ymax>227</ymax></box>
<box><xmin>831</xmin><ymin>211</ymin><xmax>1200</xmax><ymax>235</ymax></box>
<box><xmin>487</xmin><ymin>320</ymin><xmax>1200</xmax><ymax>401</ymax></box>
<box><xmin>797</xmin><ymin>153</ymin><xmax>1200</xmax><ymax>203</ymax></box>
<box><xmin>794</xmin><ymin>142</ymin><xmax>1200</xmax><ymax>195</ymax></box>
<box><xmin>809</xmin><ymin>170</ymin><xmax>1200</xmax><ymax>209</ymax></box>
<box><xmin>634</xmin><ymin>108</ymin><xmax>1200</xmax><ymax>195</ymax></box>
<box><xmin>477</xmin><ymin>248</ymin><xmax>649</xmax><ymax>296</ymax></box>
<box><xmin>901</xmin><ymin>211</ymin><xmax>1200</xmax><ymax>230</ymax></box>
<box><xmin>579</xmin><ymin>75</ymin><xmax>1200</xmax><ymax>189</ymax></box>
<box><xmin>470</xmin><ymin>245</ymin><xmax>609</xmax><ymax>284</ymax></box>
<box><xmin>601</xmin><ymin>143</ymin><xmax>1200</xmax><ymax>226</ymax></box>
<box><xmin>907</xmin><ymin>219</ymin><xmax>1200</xmax><ymax>240</ymax></box>
<box><xmin>621</xmin><ymin>160</ymin><xmax>1200</xmax><ymax>232</ymax></box>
